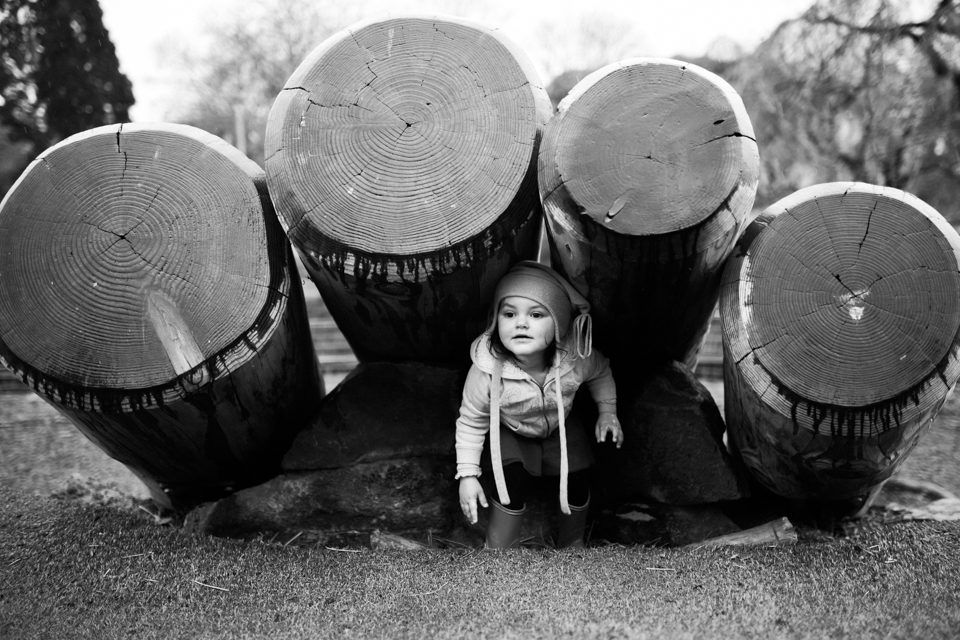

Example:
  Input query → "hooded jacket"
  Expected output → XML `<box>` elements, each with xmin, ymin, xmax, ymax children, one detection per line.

<box><xmin>455</xmin><ymin>331</ymin><xmax>617</xmax><ymax>510</ymax></box>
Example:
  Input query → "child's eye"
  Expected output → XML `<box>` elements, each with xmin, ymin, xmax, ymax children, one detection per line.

<box><xmin>531</xmin><ymin>312</ymin><xmax>543</xmax><ymax>319</ymax></box>
<box><xmin>501</xmin><ymin>311</ymin><xmax>514</xmax><ymax>318</ymax></box>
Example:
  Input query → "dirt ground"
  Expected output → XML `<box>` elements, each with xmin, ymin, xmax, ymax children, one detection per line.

<box><xmin>892</xmin><ymin>389</ymin><xmax>960</xmax><ymax>497</ymax></box>
<box><xmin>1</xmin><ymin>377</ymin><xmax>957</xmax><ymax>508</ymax></box>
<box><xmin>0</xmin><ymin>392</ymin><xmax>149</xmax><ymax>500</ymax></box>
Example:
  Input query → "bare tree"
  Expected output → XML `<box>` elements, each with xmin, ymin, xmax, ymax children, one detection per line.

<box><xmin>161</xmin><ymin>0</ymin><xmax>363</xmax><ymax>165</ymax></box>
<box><xmin>536</xmin><ymin>11</ymin><xmax>646</xmax><ymax>81</ymax></box>
<box><xmin>732</xmin><ymin>0</ymin><xmax>960</xmax><ymax>217</ymax></box>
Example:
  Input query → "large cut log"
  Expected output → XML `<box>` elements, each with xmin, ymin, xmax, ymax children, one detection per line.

<box><xmin>0</xmin><ymin>123</ymin><xmax>323</xmax><ymax>510</ymax></box>
<box><xmin>539</xmin><ymin>58</ymin><xmax>759</xmax><ymax>370</ymax></box>
<box><xmin>265</xmin><ymin>14</ymin><xmax>551</xmax><ymax>363</ymax></box>
<box><xmin>720</xmin><ymin>182</ymin><xmax>960</xmax><ymax>500</ymax></box>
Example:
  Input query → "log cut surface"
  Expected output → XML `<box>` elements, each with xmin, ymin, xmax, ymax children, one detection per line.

<box><xmin>541</xmin><ymin>58</ymin><xmax>750</xmax><ymax>236</ymax></box>
<box><xmin>0</xmin><ymin>123</ymin><xmax>323</xmax><ymax>509</ymax></box>
<box><xmin>0</xmin><ymin>123</ymin><xmax>272</xmax><ymax>390</ymax></box>
<box><xmin>745</xmin><ymin>184</ymin><xmax>960</xmax><ymax>407</ymax></box>
<box><xmin>267</xmin><ymin>13</ymin><xmax>547</xmax><ymax>257</ymax></box>
<box><xmin>721</xmin><ymin>182</ymin><xmax>960</xmax><ymax>499</ymax></box>
<box><xmin>265</xmin><ymin>14</ymin><xmax>550</xmax><ymax>362</ymax></box>
<box><xmin>539</xmin><ymin>58</ymin><xmax>759</xmax><ymax>369</ymax></box>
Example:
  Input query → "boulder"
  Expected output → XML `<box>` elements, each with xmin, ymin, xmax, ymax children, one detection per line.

<box><xmin>187</xmin><ymin>361</ymin><xmax>467</xmax><ymax>538</ymax></box>
<box><xmin>187</xmin><ymin>457</ymin><xmax>457</xmax><ymax>538</ymax></box>
<box><xmin>593</xmin><ymin>361</ymin><xmax>752</xmax><ymax>505</ymax></box>
<box><xmin>283</xmin><ymin>361</ymin><xmax>465</xmax><ymax>470</ymax></box>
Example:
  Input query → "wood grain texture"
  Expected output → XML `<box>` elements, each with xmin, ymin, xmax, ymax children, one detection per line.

<box><xmin>539</xmin><ymin>58</ymin><xmax>759</xmax><ymax>371</ymax></box>
<box><xmin>721</xmin><ymin>182</ymin><xmax>960</xmax><ymax>499</ymax></box>
<box><xmin>265</xmin><ymin>14</ymin><xmax>551</xmax><ymax>363</ymax></box>
<box><xmin>0</xmin><ymin>123</ymin><xmax>271</xmax><ymax>388</ymax></box>
<box><xmin>0</xmin><ymin>123</ymin><xmax>323</xmax><ymax>509</ymax></box>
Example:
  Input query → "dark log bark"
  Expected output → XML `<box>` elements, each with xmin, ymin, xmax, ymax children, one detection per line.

<box><xmin>721</xmin><ymin>182</ymin><xmax>960</xmax><ymax>500</ymax></box>
<box><xmin>539</xmin><ymin>58</ymin><xmax>759</xmax><ymax>371</ymax></box>
<box><xmin>0</xmin><ymin>123</ymin><xmax>323</xmax><ymax>510</ymax></box>
<box><xmin>265</xmin><ymin>14</ymin><xmax>551</xmax><ymax>364</ymax></box>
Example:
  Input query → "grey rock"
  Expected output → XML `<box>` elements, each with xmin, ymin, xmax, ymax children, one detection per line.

<box><xmin>593</xmin><ymin>361</ymin><xmax>752</xmax><ymax>505</ymax></box>
<box><xmin>283</xmin><ymin>361</ymin><xmax>465</xmax><ymax>470</ymax></box>
<box><xmin>187</xmin><ymin>361</ymin><xmax>469</xmax><ymax>538</ymax></box>
<box><xmin>188</xmin><ymin>457</ymin><xmax>458</xmax><ymax>538</ymax></box>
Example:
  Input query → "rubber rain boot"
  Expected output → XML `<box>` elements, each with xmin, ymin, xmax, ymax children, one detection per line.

<box><xmin>557</xmin><ymin>495</ymin><xmax>590</xmax><ymax>549</ymax></box>
<box><xmin>485</xmin><ymin>500</ymin><xmax>526</xmax><ymax>549</ymax></box>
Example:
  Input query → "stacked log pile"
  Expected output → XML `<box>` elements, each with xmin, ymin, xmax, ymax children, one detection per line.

<box><xmin>3</xmin><ymin>13</ymin><xmax>957</xmax><ymax>546</ymax></box>
<box><xmin>0</xmin><ymin>123</ymin><xmax>322</xmax><ymax>510</ymax></box>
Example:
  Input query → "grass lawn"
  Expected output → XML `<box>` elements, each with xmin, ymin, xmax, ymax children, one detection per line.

<box><xmin>1</xmin><ymin>485</ymin><xmax>959</xmax><ymax>639</ymax></box>
<box><xmin>3</xmin><ymin>381</ymin><xmax>960</xmax><ymax>638</ymax></box>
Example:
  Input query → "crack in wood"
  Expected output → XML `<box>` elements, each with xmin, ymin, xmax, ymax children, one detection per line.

<box><xmin>690</xmin><ymin>131</ymin><xmax>756</xmax><ymax>149</ymax></box>
<box><xmin>857</xmin><ymin>201</ymin><xmax>877</xmax><ymax>258</ymax></box>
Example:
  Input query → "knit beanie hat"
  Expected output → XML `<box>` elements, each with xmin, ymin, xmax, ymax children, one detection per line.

<box><xmin>487</xmin><ymin>261</ymin><xmax>593</xmax><ymax>358</ymax></box>
<box><xmin>487</xmin><ymin>260</ymin><xmax>593</xmax><ymax>514</ymax></box>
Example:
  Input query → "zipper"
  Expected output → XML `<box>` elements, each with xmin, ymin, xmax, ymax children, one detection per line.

<box><xmin>528</xmin><ymin>374</ymin><xmax>550</xmax><ymax>433</ymax></box>
<box><xmin>514</xmin><ymin>367</ymin><xmax>557</xmax><ymax>436</ymax></box>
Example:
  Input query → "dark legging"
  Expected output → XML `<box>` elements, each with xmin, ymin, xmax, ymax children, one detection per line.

<box><xmin>497</xmin><ymin>462</ymin><xmax>590</xmax><ymax>511</ymax></box>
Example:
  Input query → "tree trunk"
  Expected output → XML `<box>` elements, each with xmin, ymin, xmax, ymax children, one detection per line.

<box><xmin>0</xmin><ymin>123</ymin><xmax>323</xmax><ymax>510</ymax></box>
<box><xmin>721</xmin><ymin>182</ymin><xmax>960</xmax><ymax>500</ymax></box>
<box><xmin>539</xmin><ymin>58</ymin><xmax>759</xmax><ymax>371</ymax></box>
<box><xmin>265</xmin><ymin>14</ymin><xmax>551</xmax><ymax>364</ymax></box>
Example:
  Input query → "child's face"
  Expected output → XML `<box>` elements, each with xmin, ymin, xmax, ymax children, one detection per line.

<box><xmin>497</xmin><ymin>296</ymin><xmax>555</xmax><ymax>359</ymax></box>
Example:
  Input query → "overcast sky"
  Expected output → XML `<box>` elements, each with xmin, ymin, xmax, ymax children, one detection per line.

<box><xmin>99</xmin><ymin>0</ymin><xmax>816</xmax><ymax>121</ymax></box>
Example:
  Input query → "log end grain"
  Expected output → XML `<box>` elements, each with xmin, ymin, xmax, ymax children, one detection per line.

<box><xmin>539</xmin><ymin>57</ymin><xmax>759</xmax><ymax>238</ymax></box>
<box><xmin>741</xmin><ymin>182</ymin><xmax>960</xmax><ymax>407</ymax></box>
<box><xmin>721</xmin><ymin>182</ymin><xmax>960</xmax><ymax>499</ymax></box>
<box><xmin>537</xmin><ymin>58</ymin><xmax>759</xmax><ymax>369</ymax></box>
<box><xmin>0</xmin><ymin>123</ymin><xmax>280</xmax><ymax>391</ymax></box>
<box><xmin>265</xmin><ymin>13</ymin><xmax>552</xmax><ymax>258</ymax></box>
<box><xmin>264</xmin><ymin>14</ymin><xmax>550</xmax><ymax>363</ymax></box>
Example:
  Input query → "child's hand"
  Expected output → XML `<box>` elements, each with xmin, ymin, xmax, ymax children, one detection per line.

<box><xmin>459</xmin><ymin>476</ymin><xmax>488</xmax><ymax>524</ymax></box>
<box><xmin>595</xmin><ymin>413</ymin><xmax>623</xmax><ymax>448</ymax></box>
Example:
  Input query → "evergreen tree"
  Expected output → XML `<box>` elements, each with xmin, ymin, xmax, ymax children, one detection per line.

<box><xmin>0</xmin><ymin>0</ymin><xmax>133</xmax><ymax>155</ymax></box>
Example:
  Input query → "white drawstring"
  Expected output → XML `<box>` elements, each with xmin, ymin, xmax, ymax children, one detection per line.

<box><xmin>573</xmin><ymin>313</ymin><xmax>592</xmax><ymax>358</ymax></box>
<box><xmin>556</xmin><ymin>360</ymin><xmax>570</xmax><ymax>515</ymax></box>
<box><xmin>491</xmin><ymin>358</ymin><xmax>510</xmax><ymax>507</ymax></box>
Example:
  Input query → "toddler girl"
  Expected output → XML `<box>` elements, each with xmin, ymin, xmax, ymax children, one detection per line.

<box><xmin>455</xmin><ymin>260</ymin><xmax>622</xmax><ymax>549</ymax></box>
